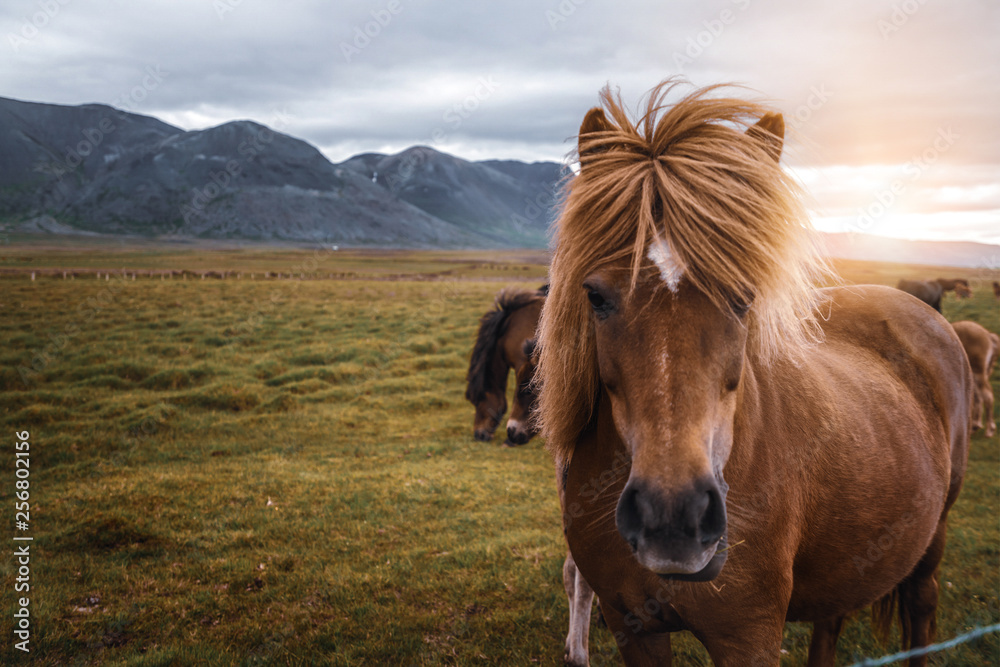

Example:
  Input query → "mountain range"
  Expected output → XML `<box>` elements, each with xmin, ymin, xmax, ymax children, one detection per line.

<box><xmin>1</xmin><ymin>96</ymin><xmax>998</xmax><ymax>267</ymax></box>
<box><xmin>0</xmin><ymin>96</ymin><xmax>566</xmax><ymax>248</ymax></box>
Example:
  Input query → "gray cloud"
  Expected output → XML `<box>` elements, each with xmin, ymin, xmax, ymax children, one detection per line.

<box><xmin>2</xmin><ymin>0</ymin><xmax>997</xmax><ymax>242</ymax></box>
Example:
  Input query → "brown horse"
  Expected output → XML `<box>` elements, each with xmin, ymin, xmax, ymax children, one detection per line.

<box><xmin>536</xmin><ymin>81</ymin><xmax>973</xmax><ymax>665</ymax></box>
<box><xmin>509</xmin><ymin>337</ymin><xmax>598</xmax><ymax>665</ymax></box>
<box><xmin>506</xmin><ymin>338</ymin><xmax>542</xmax><ymax>445</ymax></box>
<box><xmin>993</xmin><ymin>281</ymin><xmax>1000</xmax><ymax>301</ymax></box>
<box><xmin>465</xmin><ymin>286</ymin><xmax>545</xmax><ymax>445</ymax></box>
<box><xmin>952</xmin><ymin>320</ymin><xmax>999</xmax><ymax>437</ymax></box>
<box><xmin>938</xmin><ymin>278</ymin><xmax>971</xmax><ymax>299</ymax></box>
<box><xmin>935</xmin><ymin>277</ymin><xmax>970</xmax><ymax>292</ymax></box>
<box><xmin>467</xmin><ymin>297</ymin><xmax>597</xmax><ymax>661</ymax></box>
<box><xmin>896</xmin><ymin>278</ymin><xmax>969</xmax><ymax>312</ymax></box>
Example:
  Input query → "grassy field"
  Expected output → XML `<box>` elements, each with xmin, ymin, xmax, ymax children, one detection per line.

<box><xmin>0</xmin><ymin>242</ymin><xmax>997</xmax><ymax>665</ymax></box>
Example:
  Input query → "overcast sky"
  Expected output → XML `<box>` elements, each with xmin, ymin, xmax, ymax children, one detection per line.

<box><xmin>2</xmin><ymin>0</ymin><xmax>998</xmax><ymax>246</ymax></box>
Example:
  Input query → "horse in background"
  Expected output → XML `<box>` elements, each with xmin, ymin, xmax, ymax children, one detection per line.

<box><xmin>537</xmin><ymin>81</ymin><xmax>972</xmax><ymax>665</ymax></box>
<box><xmin>993</xmin><ymin>281</ymin><xmax>1000</xmax><ymax>301</ymax></box>
<box><xmin>465</xmin><ymin>286</ymin><xmax>545</xmax><ymax>445</ymax></box>
<box><xmin>505</xmin><ymin>337</ymin><xmax>541</xmax><ymax>445</ymax></box>
<box><xmin>952</xmin><ymin>320</ymin><xmax>999</xmax><ymax>437</ymax></box>
<box><xmin>896</xmin><ymin>278</ymin><xmax>970</xmax><ymax>312</ymax></box>
<box><xmin>466</xmin><ymin>295</ymin><xmax>597</xmax><ymax>663</ymax></box>
<box><xmin>503</xmin><ymin>335</ymin><xmax>598</xmax><ymax>665</ymax></box>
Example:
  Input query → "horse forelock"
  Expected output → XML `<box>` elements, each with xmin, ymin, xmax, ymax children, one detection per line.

<box><xmin>537</xmin><ymin>79</ymin><xmax>836</xmax><ymax>463</ymax></box>
<box><xmin>465</xmin><ymin>288</ymin><xmax>544</xmax><ymax>404</ymax></box>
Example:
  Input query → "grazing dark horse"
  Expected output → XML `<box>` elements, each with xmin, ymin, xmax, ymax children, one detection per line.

<box><xmin>506</xmin><ymin>338</ymin><xmax>541</xmax><ymax>445</ymax></box>
<box><xmin>465</xmin><ymin>286</ymin><xmax>545</xmax><ymax>445</ymax></box>
<box><xmin>940</xmin><ymin>278</ymin><xmax>968</xmax><ymax>296</ymax></box>
<box><xmin>952</xmin><ymin>320</ymin><xmax>999</xmax><ymax>437</ymax></box>
<box><xmin>506</xmin><ymin>337</ymin><xmax>597</xmax><ymax>665</ymax></box>
<box><xmin>896</xmin><ymin>278</ymin><xmax>969</xmax><ymax>312</ymax></box>
<box><xmin>537</xmin><ymin>81</ymin><xmax>972</xmax><ymax>665</ymax></box>
<box><xmin>467</xmin><ymin>294</ymin><xmax>596</xmax><ymax>661</ymax></box>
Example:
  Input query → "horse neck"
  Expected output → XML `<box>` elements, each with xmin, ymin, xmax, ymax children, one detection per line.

<box><xmin>727</xmin><ymin>353</ymin><xmax>811</xmax><ymax>495</ymax></box>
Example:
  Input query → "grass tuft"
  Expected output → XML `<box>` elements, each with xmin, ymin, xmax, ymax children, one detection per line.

<box><xmin>0</xmin><ymin>248</ymin><xmax>994</xmax><ymax>666</ymax></box>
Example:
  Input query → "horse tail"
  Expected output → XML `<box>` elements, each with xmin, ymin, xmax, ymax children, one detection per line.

<box><xmin>870</xmin><ymin>579</ymin><xmax>917</xmax><ymax>648</ymax></box>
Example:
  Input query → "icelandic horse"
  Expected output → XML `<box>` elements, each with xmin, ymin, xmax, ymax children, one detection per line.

<box><xmin>465</xmin><ymin>286</ymin><xmax>546</xmax><ymax>445</ymax></box>
<box><xmin>951</xmin><ymin>320</ymin><xmax>999</xmax><ymax>438</ymax></box>
<box><xmin>895</xmin><ymin>278</ymin><xmax>969</xmax><ymax>312</ymax></box>
<box><xmin>536</xmin><ymin>81</ymin><xmax>973</xmax><ymax>666</ymax></box>
<box><xmin>465</xmin><ymin>289</ymin><xmax>598</xmax><ymax>663</ymax></box>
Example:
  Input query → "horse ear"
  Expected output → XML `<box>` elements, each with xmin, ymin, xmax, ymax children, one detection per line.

<box><xmin>747</xmin><ymin>112</ymin><xmax>784</xmax><ymax>163</ymax></box>
<box><xmin>578</xmin><ymin>107</ymin><xmax>613</xmax><ymax>163</ymax></box>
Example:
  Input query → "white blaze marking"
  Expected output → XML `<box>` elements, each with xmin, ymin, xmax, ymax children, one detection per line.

<box><xmin>647</xmin><ymin>236</ymin><xmax>684</xmax><ymax>293</ymax></box>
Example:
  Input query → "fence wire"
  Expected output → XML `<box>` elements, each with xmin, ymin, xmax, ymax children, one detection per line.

<box><xmin>849</xmin><ymin>622</ymin><xmax>1000</xmax><ymax>666</ymax></box>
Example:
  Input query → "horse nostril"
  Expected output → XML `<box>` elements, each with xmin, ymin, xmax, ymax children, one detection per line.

<box><xmin>506</xmin><ymin>423</ymin><xmax>533</xmax><ymax>445</ymax></box>
<box><xmin>617</xmin><ymin>478</ymin><xmax>726</xmax><ymax>552</ymax></box>
<box><xmin>615</xmin><ymin>484</ymin><xmax>644</xmax><ymax>547</ymax></box>
<box><xmin>698</xmin><ymin>486</ymin><xmax>726</xmax><ymax>545</ymax></box>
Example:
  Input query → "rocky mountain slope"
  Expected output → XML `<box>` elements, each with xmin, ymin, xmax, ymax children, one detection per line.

<box><xmin>0</xmin><ymin>96</ymin><xmax>566</xmax><ymax>248</ymax></box>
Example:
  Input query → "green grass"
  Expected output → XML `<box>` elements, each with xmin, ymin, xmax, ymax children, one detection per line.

<box><xmin>0</xmin><ymin>247</ymin><xmax>996</xmax><ymax>665</ymax></box>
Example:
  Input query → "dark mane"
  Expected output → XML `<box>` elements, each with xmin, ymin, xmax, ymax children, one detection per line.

<box><xmin>465</xmin><ymin>288</ymin><xmax>545</xmax><ymax>403</ymax></box>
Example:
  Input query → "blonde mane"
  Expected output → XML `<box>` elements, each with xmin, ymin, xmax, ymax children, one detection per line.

<box><xmin>537</xmin><ymin>80</ymin><xmax>834</xmax><ymax>463</ymax></box>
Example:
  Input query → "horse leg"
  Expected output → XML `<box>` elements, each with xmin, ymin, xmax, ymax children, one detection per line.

<box><xmin>563</xmin><ymin>551</ymin><xmax>594</xmax><ymax>667</ymax></box>
<box><xmin>598</xmin><ymin>601</ymin><xmax>673</xmax><ymax>666</ymax></box>
<box><xmin>980</xmin><ymin>379</ymin><xmax>996</xmax><ymax>438</ymax></box>
<box><xmin>899</xmin><ymin>521</ymin><xmax>949</xmax><ymax>667</ymax></box>
<box><xmin>697</xmin><ymin>616</ymin><xmax>786</xmax><ymax>667</ymax></box>
<box><xmin>806</xmin><ymin>616</ymin><xmax>844</xmax><ymax>667</ymax></box>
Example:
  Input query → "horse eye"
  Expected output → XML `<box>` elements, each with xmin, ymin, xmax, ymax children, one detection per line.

<box><xmin>587</xmin><ymin>290</ymin><xmax>606</xmax><ymax>310</ymax></box>
<box><xmin>729</xmin><ymin>290</ymin><xmax>755</xmax><ymax>318</ymax></box>
<box><xmin>583</xmin><ymin>281</ymin><xmax>614</xmax><ymax>318</ymax></box>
